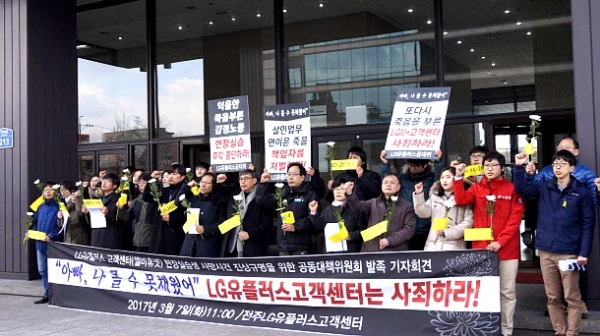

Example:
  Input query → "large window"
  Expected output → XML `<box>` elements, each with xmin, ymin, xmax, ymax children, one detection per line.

<box><xmin>77</xmin><ymin>1</ymin><xmax>148</xmax><ymax>144</ymax></box>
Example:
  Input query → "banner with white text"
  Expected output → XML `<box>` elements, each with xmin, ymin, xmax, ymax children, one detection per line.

<box><xmin>208</xmin><ymin>96</ymin><xmax>252</xmax><ymax>172</ymax></box>
<box><xmin>384</xmin><ymin>87</ymin><xmax>451</xmax><ymax>160</ymax></box>
<box><xmin>263</xmin><ymin>102</ymin><xmax>311</xmax><ymax>182</ymax></box>
<box><xmin>48</xmin><ymin>244</ymin><xmax>500</xmax><ymax>336</ymax></box>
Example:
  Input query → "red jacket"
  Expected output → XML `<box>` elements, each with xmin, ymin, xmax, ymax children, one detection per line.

<box><xmin>453</xmin><ymin>176</ymin><xmax>524</xmax><ymax>260</ymax></box>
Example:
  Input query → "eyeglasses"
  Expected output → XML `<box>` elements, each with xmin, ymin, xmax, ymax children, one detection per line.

<box><xmin>470</xmin><ymin>154</ymin><xmax>484</xmax><ymax>159</ymax></box>
<box><xmin>286</xmin><ymin>172</ymin><xmax>302</xmax><ymax>177</ymax></box>
<box><xmin>483</xmin><ymin>163</ymin><xmax>501</xmax><ymax>170</ymax></box>
<box><xmin>238</xmin><ymin>176</ymin><xmax>254</xmax><ymax>182</ymax></box>
<box><xmin>552</xmin><ymin>162</ymin><xmax>569</xmax><ymax>168</ymax></box>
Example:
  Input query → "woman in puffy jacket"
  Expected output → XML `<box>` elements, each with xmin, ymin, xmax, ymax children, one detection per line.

<box><xmin>413</xmin><ymin>166</ymin><xmax>473</xmax><ymax>251</ymax></box>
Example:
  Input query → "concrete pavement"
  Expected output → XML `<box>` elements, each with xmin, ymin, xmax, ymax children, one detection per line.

<box><xmin>0</xmin><ymin>279</ymin><xmax>599</xmax><ymax>335</ymax></box>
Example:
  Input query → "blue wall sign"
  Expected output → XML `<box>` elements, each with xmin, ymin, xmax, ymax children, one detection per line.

<box><xmin>0</xmin><ymin>128</ymin><xmax>14</xmax><ymax>149</ymax></box>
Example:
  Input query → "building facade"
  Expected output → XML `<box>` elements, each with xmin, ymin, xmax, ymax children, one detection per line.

<box><xmin>2</xmin><ymin>0</ymin><xmax>600</xmax><ymax>307</ymax></box>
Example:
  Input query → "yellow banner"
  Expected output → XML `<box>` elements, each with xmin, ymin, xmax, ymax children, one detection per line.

<box><xmin>281</xmin><ymin>211</ymin><xmax>295</xmax><ymax>224</ymax></box>
<box><xmin>524</xmin><ymin>142</ymin><xmax>534</xmax><ymax>155</ymax></box>
<box><xmin>83</xmin><ymin>199</ymin><xmax>103</xmax><ymax>207</ymax></box>
<box><xmin>118</xmin><ymin>194</ymin><xmax>128</xmax><ymax>207</ymax></box>
<box><xmin>191</xmin><ymin>185</ymin><xmax>200</xmax><ymax>196</ymax></box>
<box><xmin>464</xmin><ymin>228</ymin><xmax>494</xmax><ymax>241</ymax></box>
<box><xmin>218</xmin><ymin>214</ymin><xmax>241</xmax><ymax>234</ymax></box>
<box><xmin>329</xmin><ymin>222</ymin><xmax>349</xmax><ymax>243</ymax></box>
<box><xmin>182</xmin><ymin>212</ymin><xmax>199</xmax><ymax>234</ymax></box>
<box><xmin>29</xmin><ymin>196</ymin><xmax>44</xmax><ymax>211</ymax></box>
<box><xmin>464</xmin><ymin>164</ymin><xmax>484</xmax><ymax>178</ymax></box>
<box><xmin>432</xmin><ymin>217</ymin><xmax>448</xmax><ymax>231</ymax></box>
<box><xmin>360</xmin><ymin>220</ymin><xmax>388</xmax><ymax>242</ymax></box>
<box><xmin>160</xmin><ymin>200</ymin><xmax>178</xmax><ymax>214</ymax></box>
<box><xmin>27</xmin><ymin>230</ymin><xmax>46</xmax><ymax>241</ymax></box>
<box><xmin>330</xmin><ymin>159</ymin><xmax>358</xmax><ymax>171</ymax></box>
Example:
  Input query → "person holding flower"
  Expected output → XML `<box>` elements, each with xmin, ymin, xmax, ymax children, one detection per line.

<box><xmin>24</xmin><ymin>181</ymin><xmax>60</xmax><ymax>304</ymax></box>
<box><xmin>180</xmin><ymin>172</ymin><xmax>227</xmax><ymax>257</ymax></box>
<box><xmin>57</xmin><ymin>180</ymin><xmax>90</xmax><ymax>245</ymax></box>
<box><xmin>325</xmin><ymin>146</ymin><xmax>381</xmax><ymax>203</ymax></box>
<box><xmin>256</xmin><ymin>163</ymin><xmax>320</xmax><ymax>256</ymax></box>
<box><xmin>217</xmin><ymin>169</ymin><xmax>272</xmax><ymax>257</ymax></box>
<box><xmin>345</xmin><ymin>173</ymin><xmax>416</xmax><ymax>252</ymax></box>
<box><xmin>514</xmin><ymin>150</ymin><xmax>594</xmax><ymax>336</ymax></box>
<box><xmin>413</xmin><ymin>167</ymin><xmax>473</xmax><ymax>251</ymax></box>
<box><xmin>130</xmin><ymin>173</ymin><xmax>161</xmax><ymax>253</ymax></box>
<box><xmin>453</xmin><ymin>151</ymin><xmax>524</xmax><ymax>336</ymax></box>
<box><xmin>309</xmin><ymin>177</ymin><xmax>365</xmax><ymax>252</ymax></box>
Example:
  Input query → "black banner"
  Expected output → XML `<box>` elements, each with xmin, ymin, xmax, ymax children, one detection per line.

<box><xmin>48</xmin><ymin>243</ymin><xmax>501</xmax><ymax>335</ymax></box>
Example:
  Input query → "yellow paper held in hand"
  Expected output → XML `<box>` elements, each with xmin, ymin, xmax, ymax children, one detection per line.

<box><xmin>432</xmin><ymin>217</ymin><xmax>448</xmax><ymax>231</ymax></box>
<box><xmin>29</xmin><ymin>196</ymin><xmax>44</xmax><ymax>211</ymax></box>
<box><xmin>182</xmin><ymin>212</ymin><xmax>198</xmax><ymax>233</ymax></box>
<box><xmin>330</xmin><ymin>159</ymin><xmax>359</xmax><ymax>171</ymax></box>
<box><xmin>191</xmin><ymin>185</ymin><xmax>200</xmax><ymax>196</ymax></box>
<box><xmin>329</xmin><ymin>222</ymin><xmax>349</xmax><ymax>243</ymax></box>
<box><xmin>464</xmin><ymin>228</ymin><xmax>494</xmax><ymax>241</ymax></box>
<box><xmin>118</xmin><ymin>194</ymin><xmax>128</xmax><ymax>207</ymax></box>
<box><xmin>281</xmin><ymin>211</ymin><xmax>295</xmax><ymax>224</ymax></box>
<box><xmin>524</xmin><ymin>142</ymin><xmax>534</xmax><ymax>155</ymax></box>
<box><xmin>83</xmin><ymin>199</ymin><xmax>103</xmax><ymax>207</ymax></box>
<box><xmin>160</xmin><ymin>201</ymin><xmax>178</xmax><ymax>214</ymax></box>
<box><xmin>360</xmin><ymin>220</ymin><xmax>388</xmax><ymax>242</ymax></box>
<box><xmin>464</xmin><ymin>164</ymin><xmax>484</xmax><ymax>178</ymax></box>
<box><xmin>218</xmin><ymin>214</ymin><xmax>241</xmax><ymax>234</ymax></box>
<box><xmin>27</xmin><ymin>230</ymin><xmax>46</xmax><ymax>241</ymax></box>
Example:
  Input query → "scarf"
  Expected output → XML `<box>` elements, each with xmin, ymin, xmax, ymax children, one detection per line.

<box><xmin>229</xmin><ymin>188</ymin><xmax>257</xmax><ymax>256</ymax></box>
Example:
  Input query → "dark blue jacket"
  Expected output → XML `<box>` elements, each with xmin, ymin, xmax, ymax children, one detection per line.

<box><xmin>514</xmin><ymin>165</ymin><xmax>595</xmax><ymax>257</ymax></box>
<box><xmin>32</xmin><ymin>199</ymin><xmax>60</xmax><ymax>251</ymax></box>
<box><xmin>528</xmin><ymin>162</ymin><xmax>598</xmax><ymax>206</ymax></box>
<box><xmin>180</xmin><ymin>192</ymin><xmax>226</xmax><ymax>257</ymax></box>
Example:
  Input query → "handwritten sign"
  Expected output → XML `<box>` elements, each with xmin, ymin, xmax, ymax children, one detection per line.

<box><xmin>29</xmin><ymin>196</ymin><xmax>44</xmax><ymax>211</ymax></box>
<box><xmin>264</xmin><ymin>102</ymin><xmax>311</xmax><ymax>182</ymax></box>
<box><xmin>464</xmin><ymin>164</ymin><xmax>484</xmax><ymax>178</ymax></box>
<box><xmin>160</xmin><ymin>201</ymin><xmax>177</xmax><ymax>214</ymax></box>
<box><xmin>384</xmin><ymin>88</ymin><xmax>451</xmax><ymax>159</ymax></box>
<box><xmin>281</xmin><ymin>211</ymin><xmax>295</xmax><ymax>225</ymax></box>
<box><xmin>524</xmin><ymin>142</ymin><xmax>534</xmax><ymax>155</ymax></box>
<box><xmin>331</xmin><ymin>159</ymin><xmax>358</xmax><ymax>171</ymax></box>
<box><xmin>432</xmin><ymin>217</ymin><xmax>448</xmax><ymax>231</ymax></box>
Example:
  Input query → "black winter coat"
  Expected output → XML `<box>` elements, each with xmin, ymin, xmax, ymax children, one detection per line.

<box><xmin>157</xmin><ymin>182</ymin><xmax>192</xmax><ymax>255</ymax></box>
<box><xmin>91</xmin><ymin>192</ymin><xmax>129</xmax><ymax>249</ymax></box>
<box><xmin>256</xmin><ymin>181</ymin><xmax>320</xmax><ymax>252</ymax></box>
<box><xmin>325</xmin><ymin>167</ymin><xmax>381</xmax><ymax>202</ymax></box>
<box><xmin>310</xmin><ymin>203</ymin><xmax>366</xmax><ymax>253</ymax></box>
<box><xmin>180</xmin><ymin>191</ymin><xmax>227</xmax><ymax>257</ymax></box>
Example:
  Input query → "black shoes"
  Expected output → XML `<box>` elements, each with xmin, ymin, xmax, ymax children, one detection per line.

<box><xmin>34</xmin><ymin>295</ymin><xmax>48</xmax><ymax>304</ymax></box>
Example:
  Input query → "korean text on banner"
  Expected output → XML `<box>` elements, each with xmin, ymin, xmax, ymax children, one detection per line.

<box><xmin>47</xmin><ymin>243</ymin><xmax>501</xmax><ymax>336</ymax></box>
<box><xmin>384</xmin><ymin>88</ymin><xmax>451</xmax><ymax>160</ymax></box>
<box><xmin>264</xmin><ymin>102</ymin><xmax>311</xmax><ymax>182</ymax></box>
<box><xmin>208</xmin><ymin>96</ymin><xmax>252</xmax><ymax>172</ymax></box>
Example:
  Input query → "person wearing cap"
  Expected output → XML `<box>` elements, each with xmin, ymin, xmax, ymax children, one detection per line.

<box><xmin>380</xmin><ymin>149</ymin><xmax>444</xmax><ymax>250</ymax></box>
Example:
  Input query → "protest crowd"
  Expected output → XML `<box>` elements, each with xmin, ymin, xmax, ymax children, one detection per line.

<box><xmin>24</xmin><ymin>132</ymin><xmax>599</xmax><ymax>336</ymax></box>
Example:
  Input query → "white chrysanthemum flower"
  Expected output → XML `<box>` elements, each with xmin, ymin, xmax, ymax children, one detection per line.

<box><xmin>331</xmin><ymin>200</ymin><xmax>343</xmax><ymax>207</ymax></box>
<box><xmin>123</xmin><ymin>168</ymin><xmax>129</xmax><ymax>173</ymax></box>
<box><xmin>529</xmin><ymin>115</ymin><xmax>541</xmax><ymax>122</ymax></box>
<box><xmin>52</xmin><ymin>184</ymin><xmax>60</xmax><ymax>190</ymax></box>
<box><xmin>33</xmin><ymin>179</ymin><xmax>40</xmax><ymax>185</ymax></box>
<box><xmin>275</xmin><ymin>183</ymin><xmax>284</xmax><ymax>189</ymax></box>
<box><xmin>179</xmin><ymin>194</ymin><xmax>186</xmax><ymax>201</ymax></box>
<box><xmin>390</xmin><ymin>196</ymin><xmax>398</xmax><ymax>202</ymax></box>
<box><xmin>326</xmin><ymin>141</ymin><xmax>335</xmax><ymax>147</ymax></box>
<box><xmin>26</xmin><ymin>212</ymin><xmax>34</xmax><ymax>216</ymax></box>
<box><xmin>75</xmin><ymin>181</ymin><xmax>82</xmax><ymax>187</ymax></box>
<box><xmin>148</xmin><ymin>178</ymin><xmax>156</xmax><ymax>184</ymax></box>
<box><xmin>186</xmin><ymin>168</ymin><xmax>191</xmax><ymax>172</ymax></box>
<box><xmin>121</xmin><ymin>176</ymin><xmax>128</xmax><ymax>181</ymax></box>
<box><xmin>486</xmin><ymin>195</ymin><xmax>496</xmax><ymax>202</ymax></box>
<box><xmin>233</xmin><ymin>195</ymin><xmax>243</xmax><ymax>201</ymax></box>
